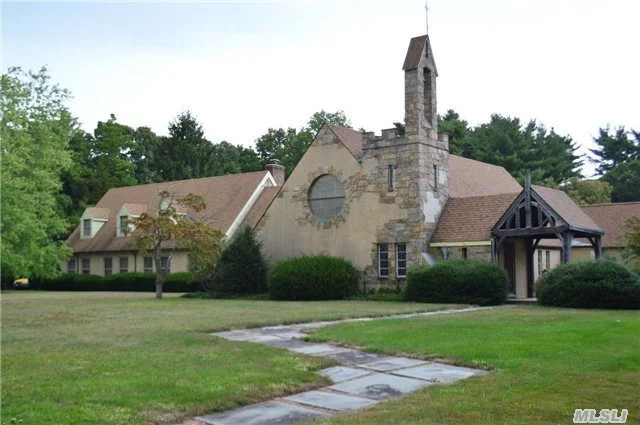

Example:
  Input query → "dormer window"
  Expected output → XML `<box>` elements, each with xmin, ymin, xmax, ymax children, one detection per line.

<box><xmin>83</xmin><ymin>219</ymin><xmax>92</xmax><ymax>237</ymax></box>
<box><xmin>119</xmin><ymin>215</ymin><xmax>129</xmax><ymax>236</ymax></box>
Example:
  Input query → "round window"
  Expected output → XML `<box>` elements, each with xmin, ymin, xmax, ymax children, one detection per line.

<box><xmin>308</xmin><ymin>174</ymin><xmax>345</xmax><ymax>220</ymax></box>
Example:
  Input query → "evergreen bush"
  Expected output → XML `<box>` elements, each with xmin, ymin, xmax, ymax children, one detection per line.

<box><xmin>215</xmin><ymin>227</ymin><xmax>267</xmax><ymax>294</ymax></box>
<box><xmin>536</xmin><ymin>260</ymin><xmax>640</xmax><ymax>309</ymax></box>
<box><xmin>405</xmin><ymin>260</ymin><xmax>508</xmax><ymax>306</ymax></box>
<box><xmin>268</xmin><ymin>255</ymin><xmax>359</xmax><ymax>300</ymax></box>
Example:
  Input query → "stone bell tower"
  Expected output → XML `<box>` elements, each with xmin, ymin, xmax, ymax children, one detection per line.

<box><xmin>402</xmin><ymin>34</ymin><xmax>449</xmax><ymax>221</ymax></box>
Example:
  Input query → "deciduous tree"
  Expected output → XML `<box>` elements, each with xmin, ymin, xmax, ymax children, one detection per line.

<box><xmin>560</xmin><ymin>178</ymin><xmax>612</xmax><ymax>205</ymax></box>
<box><xmin>1</xmin><ymin>67</ymin><xmax>74</xmax><ymax>279</ymax></box>
<box><xmin>128</xmin><ymin>192</ymin><xmax>224</xmax><ymax>299</ymax></box>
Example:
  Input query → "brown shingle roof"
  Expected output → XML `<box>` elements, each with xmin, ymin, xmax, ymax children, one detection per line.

<box><xmin>241</xmin><ymin>186</ymin><xmax>280</xmax><ymax>230</ymax></box>
<box><xmin>448</xmin><ymin>155</ymin><xmax>522</xmax><ymax>198</ymax></box>
<box><xmin>86</xmin><ymin>207</ymin><xmax>110</xmax><ymax>220</ymax></box>
<box><xmin>122</xmin><ymin>203</ymin><xmax>147</xmax><ymax>216</ymax></box>
<box><xmin>532</xmin><ymin>185</ymin><xmax>602</xmax><ymax>232</ymax></box>
<box><xmin>327</xmin><ymin>124</ymin><xmax>363</xmax><ymax>158</ymax></box>
<box><xmin>67</xmin><ymin>171</ymin><xmax>269</xmax><ymax>253</ymax></box>
<box><xmin>582</xmin><ymin>202</ymin><xmax>640</xmax><ymax>248</ymax></box>
<box><xmin>403</xmin><ymin>35</ymin><xmax>427</xmax><ymax>71</ymax></box>
<box><xmin>431</xmin><ymin>193</ymin><xmax>519</xmax><ymax>243</ymax></box>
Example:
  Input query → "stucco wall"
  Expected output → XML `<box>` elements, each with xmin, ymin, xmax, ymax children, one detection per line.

<box><xmin>257</xmin><ymin>126</ymin><xmax>446</xmax><ymax>287</ymax></box>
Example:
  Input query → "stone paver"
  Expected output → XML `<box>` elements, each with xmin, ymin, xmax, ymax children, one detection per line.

<box><xmin>359</xmin><ymin>357</ymin><xmax>427</xmax><ymax>372</ymax></box>
<box><xmin>290</xmin><ymin>343</ymin><xmax>349</xmax><ymax>356</ymax></box>
<box><xmin>204</xmin><ymin>306</ymin><xmax>495</xmax><ymax>424</ymax></box>
<box><xmin>323</xmin><ymin>349</ymin><xmax>389</xmax><ymax>366</ymax></box>
<box><xmin>329</xmin><ymin>373</ymin><xmax>431</xmax><ymax>400</ymax></box>
<box><xmin>283</xmin><ymin>390</ymin><xmax>378</xmax><ymax>412</ymax></box>
<box><xmin>392</xmin><ymin>362</ymin><xmax>487</xmax><ymax>383</ymax></box>
<box><xmin>317</xmin><ymin>366</ymin><xmax>371</xmax><ymax>383</ymax></box>
<box><xmin>196</xmin><ymin>401</ymin><xmax>328</xmax><ymax>425</ymax></box>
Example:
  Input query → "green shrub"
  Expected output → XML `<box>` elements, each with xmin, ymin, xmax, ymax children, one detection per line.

<box><xmin>350</xmin><ymin>287</ymin><xmax>404</xmax><ymax>302</ymax></box>
<box><xmin>104</xmin><ymin>272</ymin><xmax>155</xmax><ymax>291</ymax></box>
<box><xmin>215</xmin><ymin>227</ymin><xmax>267</xmax><ymax>294</ymax></box>
<box><xmin>405</xmin><ymin>260</ymin><xmax>508</xmax><ymax>306</ymax></box>
<box><xmin>268</xmin><ymin>255</ymin><xmax>360</xmax><ymax>300</ymax></box>
<box><xmin>536</xmin><ymin>260</ymin><xmax>640</xmax><ymax>309</ymax></box>
<box><xmin>37</xmin><ymin>274</ymin><xmax>105</xmax><ymax>291</ymax></box>
<box><xmin>36</xmin><ymin>272</ymin><xmax>198</xmax><ymax>292</ymax></box>
<box><xmin>164</xmin><ymin>272</ymin><xmax>198</xmax><ymax>292</ymax></box>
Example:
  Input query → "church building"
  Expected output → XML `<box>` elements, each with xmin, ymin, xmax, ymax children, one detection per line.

<box><xmin>254</xmin><ymin>35</ymin><xmax>606</xmax><ymax>298</ymax></box>
<box><xmin>66</xmin><ymin>34</ymin><xmax>637</xmax><ymax>300</ymax></box>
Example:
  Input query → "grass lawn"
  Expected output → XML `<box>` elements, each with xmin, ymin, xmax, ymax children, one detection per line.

<box><xmin>307</xmin><ymin>306</ymin><xmax>640</xmax><ymax>425</ymax></box>
<box><xmin>0</xmin><ymin>291</ymin><xmax>454</xmax><ymax>425</ymax></box>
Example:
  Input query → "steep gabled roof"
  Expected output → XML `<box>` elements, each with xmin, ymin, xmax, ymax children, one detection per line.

<box><xmin>85</xmin><ymin>207</ymin><xmax>110</xmax><ymax>220</ymax></box>
<box><xmin>582</xmin><ymin>202</ymin><xmax>640</xmax><ymax>248</ymax></box>
<box><xmin>431</xmin><ymin>193</ymin><xmax>519</xmax><ymax>243</ymax></box>
<box><xmin>67</xmin><ymin>171</ymin><xmax>271</xmax><ymax>253</ymax></box>
<box><xmin>241</xmin><ymin>186</ymin><xmax>281</xmax><ymax>230</ymax></box>
<box><xmin>326</xmin><ymin>124</ymin><xmax>363</xmax><ymax>158</ymax></box>
<box><xmin>532</xmin><ymin>185</ymin><xmax>601</xmax><ymax>232</ymax></box>
<box><xmin>448</xmin><ymin>155</ymin><xmax>522</xmax><ymax>198</ymax></box>
<box><xmin>122</xmin><ymin>203</ymin><xmax>147</xmax><ymax>216</ymax></box>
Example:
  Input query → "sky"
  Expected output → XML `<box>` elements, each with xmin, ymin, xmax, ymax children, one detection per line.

<box><xmin>3</xmin><ymin>0</ymin><xmax>639</xmax><ymax>177</ymax></box>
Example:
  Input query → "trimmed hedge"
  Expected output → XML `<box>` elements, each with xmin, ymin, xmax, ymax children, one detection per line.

<box><xmin>536</xmin><ymin>260</ymin><xmax>640</xmax><ymax>309</ymax></box>
<box><xmin>268</xmin><ymin>255</ymin><xmax>360</xmax><ymax>300</ymax></box>
<box><xmin>405</xmin><ymin>260</ymin><xmax>508</xmax><ymax>306</ymax></box>
<box><xmin>215</xmin><ymin>226</ymin><xmax>267</xmax><ymax>294</ymax></box>
<box><xmin>35</xmin><ymin>272</ymin><xmax>197</xmax><ymax>292</ymax></box>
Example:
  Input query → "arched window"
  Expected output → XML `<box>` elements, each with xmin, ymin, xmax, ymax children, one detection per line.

<box><xmin>308</xmin><ymin>174</ymin><xmax>345</xmax><ymax>220</ymax></box>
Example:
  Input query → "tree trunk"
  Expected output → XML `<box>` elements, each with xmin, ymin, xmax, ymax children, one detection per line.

<box><xmin>155</xmin><ymin>282</ymin><xmax>163</xmax><ymax>299</ymax></box>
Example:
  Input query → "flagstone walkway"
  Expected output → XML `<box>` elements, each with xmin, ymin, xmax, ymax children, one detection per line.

<box><xmin>196</xmin><ymin>306</ymin><xmax>494</xmax><ymax>425</ymax></box>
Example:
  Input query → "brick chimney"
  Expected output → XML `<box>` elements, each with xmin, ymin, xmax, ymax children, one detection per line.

<box><xmin>266</xmin><ymin>160</ymin><xmax>285</xmax><ymax>186</ymax></box>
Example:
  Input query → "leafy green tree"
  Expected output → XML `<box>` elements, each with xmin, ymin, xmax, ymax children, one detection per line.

<box><xmin>1</xmin><ymin>67</ymin><xmax>74</xmax><ymax>279</ymax></box>
<box><xmin>128</xmin><ymin>192</ymin><xmax>225</xmax><ymax>299</ymax></box>
<box><xmin>465</xmin><ymin>114</ymin><xmax>582</xmax><ymax>184</ymax></box>
<box><xmin>215</xmin><ymin>226</ymin><xmax>267</xmax><ymax>294</ymax></box>
<box><xmin>153</xmin><ymin>111</ymin><xmax>214</xmax><ymax>181</ymax></box>
<box><xmin>89</xmin><ymin>115</ymin><xmax>138</xmax><ymax>201</ymax></box>
<box><xmin>131</xmin><ymin>126</ymin><xmax>160</xmax><ymax>184</ymax></box>
<box><xmin>590</xmin><ymin>127</ymin><xmax>640</xmax><ymax>175</ymax></box>
<box><xmin>560</xmin><ymin>178</ymin><xmax>612</xmax><ymax>205</ymax></box>
<box><xmin>438</xmin><ymin>109</ymin><xmax>471</xmax><ymax>156</ymax></box>
<box><xmin>255</xmin><ymin>110</ymin><xmax>351</xmax><ymax>176</ymax></box>
<box><xmin>603</xmin><ymin>160</ymin><xmax>640</xmax><ymax>202</ymax></box>
<box><xmin>622</xmin><ymin>217</ymin><xmax>640</xmax><ymax>264</ymax></box>
<box><xmin>305</xmin><ymin>109</ymin><xmax>351</xmax><ymax>134</ymax></box>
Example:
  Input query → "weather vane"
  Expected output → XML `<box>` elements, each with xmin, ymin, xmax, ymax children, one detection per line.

<box><xmin>425</xmin><ymin>1</ymin><xmax>429</xmax><ymax>34</ymax></box>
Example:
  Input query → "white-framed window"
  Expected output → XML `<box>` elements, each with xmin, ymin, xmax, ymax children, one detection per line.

<box><xmin>83</xmin><ymin>219</ymin><xmax>91</xmax><ymax>237</ymax></box>
<box><xmin>378</xmin><ymin>244</ymin><xmax>389</xmax><ymax>277</ymax></box>
<box><xmin>545</xmin><ymin>251</ymin><xmax>551</xmax><ymax>271</ymax></box>
<box><xmin>104</xmin><ymin>257</ymin><xmax>113</xmax><ymax>276</ymax></box>
<box><xmin>119</xmin><ymin>257</ymin><xmax>128</xmax><ymax>274</ymax></box>
<box><xmin>67</xmin><ymin>257</ymin><xmax>77</xmax><ymax>274</ymax></box>
<box><xmin>81</xmin><ymin>258</ymin><xmax>91</xmax><ymax>275</ymax></box>
<box><xmin>160</xmin><ymin>256</ymin><xmax>171</xmax><ymax>274</ymax></box>
<box><xmin>396</xmin><ymin>243</ymin><xmax>407</xmax><ymax>277</ymax></box>
<box><xmin>538</xmin><ymin>250</ymin><xmax>543</xmax><ymax>276</ymax></box>
<box><xmin>119</xmin><ymin>215</ymin><xmax>128</xmax><ymax>236</ymax></box>
<box><xmin>143</xmin><ymin>256</ymin><xmax>153</xmax><ymax>273</ymax></box>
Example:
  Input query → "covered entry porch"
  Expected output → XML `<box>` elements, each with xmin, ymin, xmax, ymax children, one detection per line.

<box><xmin>491</xmin><ymin>177</ymin><xmax>603</xmax><ymax>298</ymax></box>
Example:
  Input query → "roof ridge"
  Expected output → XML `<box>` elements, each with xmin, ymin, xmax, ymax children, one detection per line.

<box><xmin>581</xmin><ymin>201</ymin><xmax>640</xmax><ymax>207</ymax></box>
<box><xmin>105</xmin><ymin>170</ymin><xmax>268</xmax><ymax>192</ymax></box>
